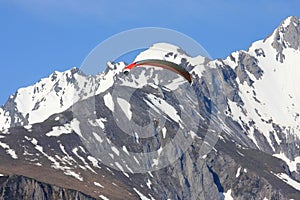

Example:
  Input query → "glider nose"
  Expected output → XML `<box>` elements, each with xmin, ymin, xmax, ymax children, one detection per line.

<box><xmin>123</xmin><ymin>69</ymin><xmax>130</xmax><ymax>76</ymax></box>
<box><xmin>123</xmin><ymin>62</ymin><xmax>137</xmax><ymax>76</ymax></box>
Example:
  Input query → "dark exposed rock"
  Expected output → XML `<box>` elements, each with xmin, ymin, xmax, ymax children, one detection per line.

<box><xmin>0</xmin><ymin>175</ymin><xmax>95</xmax><ymax>200</ymax></box>
<box><xmin>1</xmin><ymin>16</ymin><xmax>300</xmax><ymax>200</ymax></box>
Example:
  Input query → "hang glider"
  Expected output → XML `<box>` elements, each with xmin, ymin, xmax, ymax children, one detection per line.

<box><xmin>123</xmin><ymin>59</ymin><xmax>192</xmax><ymax>84</ymax></box>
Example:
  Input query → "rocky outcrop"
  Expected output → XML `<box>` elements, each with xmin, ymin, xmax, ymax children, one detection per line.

<box><xmin>0</xmin><ymin>174</ymin><xmax>95</xmax><ymax>200</ymax></box>
<box><xmin>1</xmin><ymin>16</ymin><xmax>300</xmax><ymax>200</ymax></box>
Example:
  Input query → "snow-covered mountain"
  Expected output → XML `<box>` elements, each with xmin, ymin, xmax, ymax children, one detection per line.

<box><xmin>0</xmin><ymin>68</ymin><xmax>89</xmax><ymax>130</ymax></box>
<box><xmin>0</xmin><ymin>63</ymin><xmax>126</xmax><ymax>131</ymax></box>
<box><xmin>223</xmin><ymin>16</ymin><xmax>300</xmax><ymax>169</ymax></box>
<box><xmin>1</xmin><ymin>16</ymin><xmax>300</xmax><ymax>200</ymax></box>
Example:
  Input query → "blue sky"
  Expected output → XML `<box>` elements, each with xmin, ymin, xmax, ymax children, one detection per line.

<box><xmin>0</xmin><ymin>0</ymin><xmax>300</xmax><ymax>105</ymax></box>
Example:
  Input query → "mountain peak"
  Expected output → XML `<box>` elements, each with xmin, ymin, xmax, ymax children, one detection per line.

<box><xmin>1</xmin><ymin>17</ymin><xmax>300</xmax><ymax>199</ymax></box>
<box><xmin>271</xmin><ymin>16</ymin><xmax>300</xmax><ymax>58</ymax></box>
<box><xmin>134</xmin><ymin>43</ymin><xmax>190</xmax><ymax>62</ymax></box>
<box><xmin>280</xmin><ymin>16</ymin><xmax>299</xmax><ymax>28</ymax></box>
<box><xmin>275</xmin><ymin>16</ymin><xmax>300</xmax><ymax>39</ymax></box>
<box><xmin>251</xmin><ymin>16</ymin><xmax>300</xmax><ymax>63</ymax></box>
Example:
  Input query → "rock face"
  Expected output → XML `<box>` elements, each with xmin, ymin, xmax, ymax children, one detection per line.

<box><xmin>0</xmin><ymin>16</ymin><xmax>300</xmax><ymax>200</ymax></box>
<box><xmin>0</xmin><ymin>174</ymin><xmax>95</xmax><ymax>200</ymax></box>
<box><xmin>271</xmin><ymin>16</ymin><xmax>300</xmax><ymax>62</ymax></box>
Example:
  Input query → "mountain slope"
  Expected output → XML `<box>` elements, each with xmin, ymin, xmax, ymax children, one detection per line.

<box><xmin>0</xmin><ymin>16</ymin><xmax>300</xmax><ymax>200</ymax></box>
<box><xmin>223</xmin><ymin>16</ymin><xmax>300</xmax><ymax>170</ymax></box>
<box><xmin>0</xmin><ymin>174</ymin><xmax>95</xmax><ymax>200</ymax></box>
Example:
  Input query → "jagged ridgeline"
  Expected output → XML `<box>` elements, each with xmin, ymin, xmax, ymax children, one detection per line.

<box><xmin>0</xmin><ymin>16</ymin><xmax>300</xmax><ymax>199</ymax></box>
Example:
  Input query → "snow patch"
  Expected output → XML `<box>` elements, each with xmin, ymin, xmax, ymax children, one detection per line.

<box><xmin>72</xmin><ymin>147</ymin><xmax>96</xmax><ymax>173</ymax></box>
<box><xmin>46</xmin><ymin>124</ymin><xmax>72</xmax><ymax>137</ymax></box>
<box><xmin>115</xmin><ymin>162</ymin><xmax>129</xmax><ymax>177</ymax></box>
<box><xmin>70</xmin><ymin>119</ymin><xmax>83</xmax><ymax>138</ymax></box>
<box><xmin>134</xmin><ymin>156</ymin><xmax>140</xmax><ymax>165</ymax></box>
<box><xmin>24</xmin><ymin>124</ymin><xmax>32</xmax><ymax>130</ymax></box>
<box><xmin>0</xmin><ymin>141</ymin><xmax>18</xmax><ymax>159</ymax></box>
<box><xmin>87</xmin><ymin>156</ymin><xmax>101</xmax><ymax>168</ymax></box>
<box><xmin>134</xmin><ymin>132</ymin><xmax>139</xmax><ymax>143</ymax></box>
<box><xmin>95</xmin><ymin>62</ymin><xmax>124</xmax><ymax>94</ymax></box>
<box><xmin>189</xmin><ymin>130</ymin><xmax>199</xmax><ymax>139</ymax></box>
<box><xmin>117</xmin><ymin>97</ymin><xmax>132</xmax><ymax>120</ymax></box>
<box><xmin>122</xmin><ymin>146</ymin><xmax>129</xmax><ymax>155</ymax></box>
<box><xmin>146</xmin><ymin>179</ymin><xmax>152</xmax><ymax>189</ymax></box>
<box><xmin>133</xmin><ymin>188</ymin><xmax>151</xmax><ymax>200</ymax></box>
<box><xmin>145</xmin><ymin>93</ymin><xmax>182</xmax><ymax>126</ymax></box>
<box><xmin>94</xmin><ymin>181</ymin><xmax>104</xmax><ymax>188</ymax></box>
<box><xmin>99</xmin><ymin>195</ymin><xmax>110</xmax><ymax>200</ymax></box>
<box><xmin>236</xmin><ymin>167</ymin><xmax>242</xmax><ymax>178</ymax></box>
<box><xmin>111</xmin><ymin>146</ymin><xmax>120</xmax><ymax>156</ymax></box>
<box><xmin>222</xmin><ymin>189</ymin><xmax>234</xmax><ymax>200</ymax></box>
<box><xmin>104</xmin><ymin>92</ymin><xmax>114</xmax><ymax>112</ymax></box>
<box><xmin>162</xmin><ymin>127</ymin><xmax>167</xmax><ymax>139</ymax></box>
<box><xmin>273</xmin><ymin>152</ymin><xmax>300</xmax><ymax>172</ymax></box>
<box><xmin>272</xmin><ymin>172</ymin><xmax>300</xmax><ymax>191</ymax></box>
<box><xmin>148</xmin><ymin>171</ymin><xmax>153</xmax><ymax>177</ymax></box>
<box><xmin>89</xmin><ymin>118</ymin><xmax>106</xmax><ymax>129</ymax></box>
<box><xmin>64</xmin><ymin>170</ymin><xmax>83</xmax><ymax>181</ymax></box>
<box><xmin>93</xmin><ymin>132</ymin><xmax>103</xmax><ymax>143</ymax></box>
<box><xmin>152</xmin><ymin>158</ymin><xmax>158</xmax><ymax>167</ymax></box>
